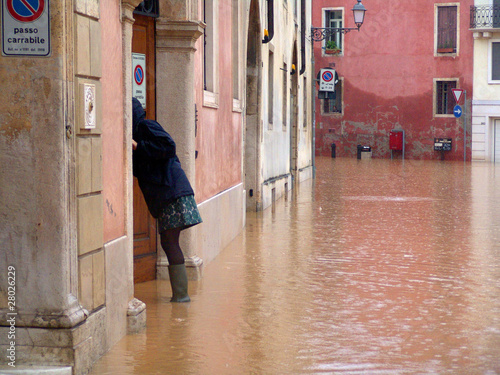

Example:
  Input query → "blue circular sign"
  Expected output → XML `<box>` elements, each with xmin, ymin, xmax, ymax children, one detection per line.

<box><xmin>134</xmin><ymin>65</ymin><xmax>144</xmax><ymax>85</ymax></box>
<box><xmin>7</xmin><ymin>0</ymin><xmax>44</xmax><ymax>22</ymax></box>
<box><xmin>322</xmin><ymin>71</ymin><xmax>334</xmax><ymax>82</ymax></box>
<box><xmin>453</xmin><ymin>105</ymin><xmax>462</xmax><ymax>118</ymax></box>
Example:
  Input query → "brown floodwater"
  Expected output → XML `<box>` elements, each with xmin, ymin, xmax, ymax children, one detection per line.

<box><xmin>90</xmin><ymin>157</ymin><xmax>500</xmax><ymax>375</ymax></box>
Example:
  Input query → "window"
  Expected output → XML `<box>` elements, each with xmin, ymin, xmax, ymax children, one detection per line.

<box><xmin>323</xmin><ymin>79</ymin><xmax>342</xmax><ymax>114</ymax></box>
<box><xmin>491</xmin><ymin>41</ymin><xmax>500</xmax><ymax>82</ymax></box>
<box><xmin>203</xmin><ymin>0</ymin><xmax>219</xmax><ymax>106</ymax></box>
<box><xmin>435</xmin><ymin>80</ymin><xmax>457</xmax><ymax>115</ymax></box>
<box><xmin>232</xmin><ymin>0</ymin><xmax>240</xmax><ymax>101</ymax></box>
<box><xmin>436</xmin><ymin>5</ymin><xmax>458</xmax><ymax>54</ymax></box>
<box><xmin>283</xmin><ymin>62</ymin><xmax>288</xmax><ymax>130</ymax></box>
<box><xmin>303</xmin><ymin>76</ymin><xmax>308</xmax><ymax>130</ymax></box>
<box><xmin>324</xmin><ymin>9</ymin><xmax>343</xmax><ymax>53</ymax></box>
<box><xmin>268</xmin><ymin>51</ymin><xmax>274</xmax><ymax>126</ymax></box>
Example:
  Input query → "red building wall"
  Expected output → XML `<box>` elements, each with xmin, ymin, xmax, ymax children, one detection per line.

<box><xmin>313</xmin><ymin>0</ymin><xmax>473</xmax><ymax>160</ymax></box>
<box><xmin>194</xmin><ymin>0</ymin><xmax>242</xmax><ymax>202</ymax></box>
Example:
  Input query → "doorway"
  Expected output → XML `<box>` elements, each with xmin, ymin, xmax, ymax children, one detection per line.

<box><xmin>494</xmin><ymin>119</ymin><xmax>500</xmax><ymax>163</ymax></box>
<box><xmin>132</xmin><ymin>13</ymin><xmax>157</xmax><ymax>283</ymax></box>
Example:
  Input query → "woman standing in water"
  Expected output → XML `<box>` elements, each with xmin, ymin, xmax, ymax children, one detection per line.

<box><xmin>132</xmin><ymin>97</ymin><xmax>202</xmax><ymax>302</ymax></box>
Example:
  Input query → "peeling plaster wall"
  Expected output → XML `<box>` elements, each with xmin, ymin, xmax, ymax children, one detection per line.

<box><xmin>313</xmin><ymin>0</ymin><xmax>474</xmax><ymax>161</ymax></box>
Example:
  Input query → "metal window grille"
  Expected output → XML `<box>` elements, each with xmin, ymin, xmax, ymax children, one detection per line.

<box><xmin>134</xmin><ymin>0</ymin><xmax>159</xmax><ymax>17</ymax></box>
<box><xmin>323</xmin><ymin>81</ymin><xmax>342</xmax><ymax>114</ymax></box>
<box><xmin>436</xmin><ymin>81</ymin><xmax>456</xmax><ymax>115</ymax></box>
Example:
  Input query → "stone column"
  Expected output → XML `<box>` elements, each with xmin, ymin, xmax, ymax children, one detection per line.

<box><xmin>122</xmin><ymin>0</ymin><xmax>146</xmax><ymax>330</ymax></box>
<box><xmin>155</xmin><ymin>20</ymin><xmax>205</xmax><ymax>280</ymax></box>
<box><xmin>0</xmin><ymin>0</ymin><xmax>85</xmax><ymax>326</ymax></box>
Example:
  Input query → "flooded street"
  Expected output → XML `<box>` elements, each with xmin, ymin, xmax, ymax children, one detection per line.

<box><xmin>91</xmin><ymin>157</ymin><xmax>500</xmax><ymax>374</ymax></box>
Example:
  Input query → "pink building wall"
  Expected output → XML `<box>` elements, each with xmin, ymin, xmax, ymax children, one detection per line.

<box><xmin>101</xmin><ymin>0</ymin><xmax>125</xmax><ymax>242</ymax></box>
<box><xmin>313</xmin><ymin>0</ymin><xmax>474</xmax><ymax>160</ymax></box>
<box><xmin>194</xmin><ymin>0</ymin><xmax>242</xmax><ymax>203</ymax></box>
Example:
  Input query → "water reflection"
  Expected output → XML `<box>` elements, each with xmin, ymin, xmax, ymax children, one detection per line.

<box><xmin>91</xmin><ymin>158</ymin><xmax>500</xmax><ymax>374</ymax></box>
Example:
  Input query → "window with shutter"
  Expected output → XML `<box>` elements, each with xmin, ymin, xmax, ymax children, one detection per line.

<box><xmin>437</xmin><ymin>6</ymin><xmax>457</xmax><ymax>54</ymax></box>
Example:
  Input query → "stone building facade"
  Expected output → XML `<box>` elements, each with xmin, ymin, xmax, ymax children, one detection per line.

<box><xmin>470</xmin><ymin>0</ymin><xmax>500</xmax><ymax>162</ymax></box>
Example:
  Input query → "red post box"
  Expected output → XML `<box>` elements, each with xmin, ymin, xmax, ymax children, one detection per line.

<box><xmin>389</xmin><ymin>131</ymin><xmax>403</xmax><ymax>151</ymax></box>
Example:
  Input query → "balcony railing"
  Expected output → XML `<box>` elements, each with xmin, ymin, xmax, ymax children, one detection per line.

<box><xmin>470</xmin><ymin>5</ymin><xmax>500</xmax><ymax>29</ymax></box>
<box><xmin>134</xmin><ymin>0</ymin><xmax>159</xmax><ymax>18</ymax></box>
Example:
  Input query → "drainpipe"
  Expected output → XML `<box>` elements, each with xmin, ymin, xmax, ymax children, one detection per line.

<box><xmin>299</xmin><ymin>0</ymin><xmax>306</xmax><ymax>75</ymax></box>
<box><xmin>311</xmin><ymin>33</ymin><xmax>316</xmax><ymax>178</ymax></box>
<box><xmin>263</xmin><ymin>0</ymin><xmax>274</xmax><ymax>43</ymax></box>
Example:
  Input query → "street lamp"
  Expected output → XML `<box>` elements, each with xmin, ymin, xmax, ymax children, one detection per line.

<box><xmin>311</xmin><ymin>0</ymin><xmax>367</xmax><ymax>41</ymax></box>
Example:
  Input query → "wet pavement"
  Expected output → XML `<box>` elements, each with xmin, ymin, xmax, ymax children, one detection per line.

<box><xmin>90</xmin><ymin>157</ymin><xmax>500</xmax><ymax>375</ymax></box>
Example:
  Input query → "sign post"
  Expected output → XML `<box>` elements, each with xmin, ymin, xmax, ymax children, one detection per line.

<box><xmin>1</xmin><ymin>0</ymin><xmax>50</xmax><ymax>56</ymax></box>
<box><xmin>451</xmin><ymin>88</ymin><xmax>467</xmax><ymax>162</ymax></box>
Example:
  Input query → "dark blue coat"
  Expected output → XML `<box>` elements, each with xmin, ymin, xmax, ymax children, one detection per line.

<box><xmin>132</xmin><ymin>98</ymin><xmax>194</xmax><ymax>218</ymax></box>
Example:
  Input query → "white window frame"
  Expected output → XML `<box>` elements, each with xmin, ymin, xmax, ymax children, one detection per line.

<box><xmin>488</xmin><ymin>39</ymin><xmax>500</xmax><ymax>84</ymax></box>
<box><xmin>433</xmin><ymin>78</ymin><xmax>459</xmax><ymax>117</ymax></box>
<box><xmin>232</xmin><ymin>0</ymin><xmax>242</xmax><ymax>111</ymax></box>
<box><xmin>320</xmin><ymin>77</ymin><xmax>344</xmax><ymax>116</ymax></box>
<box><xmin>203</xmin><ymin>0</ymin><xmax>220</xmax><ymax>108</ymax></box>
<box><xmin>268</xmin><ymin>49</ymin><xmax>275</xmax><ymax>129</ymax></box>
<box><xmin>322</xmin><ymin>8</ymin><xmax>344</xmax><ymax>56</ymax></box>
<box><xmin>434</xmin><ymin>3</ymin><xmax>460</xmax><ymax>57</ymax></box>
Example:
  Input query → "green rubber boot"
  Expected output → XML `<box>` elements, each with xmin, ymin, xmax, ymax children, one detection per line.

<box><xmin>168</xmin><ymin>264</ymin><xmax>191</xmax><ymax>303</ymax></box>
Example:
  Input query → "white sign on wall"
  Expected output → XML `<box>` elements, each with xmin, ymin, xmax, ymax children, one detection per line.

<box><xmin>319</xmin><ymin>69</ymin><xmax>336</xmax><ymax>92</ymax></box>
<box><xmin>1</xmin><ymin>0</ymin><xmax>51</xmax><ymax>56</ymax></box>
<box><xmin>132</xmin><ymin>53</ymin><xmax>147</xmax><ymax>108</ymax></box>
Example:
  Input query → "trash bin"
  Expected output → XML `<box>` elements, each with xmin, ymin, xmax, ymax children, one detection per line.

<box><xmin>331</xmin><ymin>143</ymin><xmax>336</xmax><ymax>158</ymax></box>
<box><xmin>357</xmin><ymin>145</ymin><xmax>372</xmax><ymax>159</ymax></box>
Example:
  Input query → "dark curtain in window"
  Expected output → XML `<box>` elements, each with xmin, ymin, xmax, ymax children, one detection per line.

<box><xmin>493</xmin><ymin>42</ymin><xmax>500</xmax><ymax>81</ymax></box>
<box><xmin>437</xmin><ymin>6</ymin><xmax>457</xmax><ymax>50</ymax></box>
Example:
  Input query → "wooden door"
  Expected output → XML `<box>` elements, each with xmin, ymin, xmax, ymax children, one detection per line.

<box><xmin>132</xmin><ymin>14</ymin><xmax>157</xmax><ymax>283</ymax></box>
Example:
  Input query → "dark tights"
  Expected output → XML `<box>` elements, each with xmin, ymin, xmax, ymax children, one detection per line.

<box><xmin>160</xmin><ymin>228</ymin><xmax>185</xmax><ymax>265</ymax></box>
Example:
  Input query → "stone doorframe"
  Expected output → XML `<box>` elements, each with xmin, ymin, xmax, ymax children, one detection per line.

<box><xmin>122</xmin><ymin>1</ymin><xmax>205</xmax><ymax>281</ymax></box>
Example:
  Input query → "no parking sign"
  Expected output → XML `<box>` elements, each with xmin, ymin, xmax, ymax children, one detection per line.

<box><xmin>1</xmin><ymin>0</ymin><xmax>51</xmax><ymax>56</ymax></box>
<box><xmin>132</xmin><ymin>53</ymin><xmax>147</xmax><ymax>108</ymax></box>
<box><xmin>319</xmin><ymin>69</ymin><xmax>336</xmax><ymax>92</ymax></box>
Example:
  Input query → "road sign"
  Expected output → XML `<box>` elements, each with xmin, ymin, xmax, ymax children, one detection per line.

<box><xmin>319</xmin><ymin>69</ymin><xmax>336</xmax><ymax>92</ymax></box>
<box><xmin>1</xmin><ymin>0</ymin><xmax>50</xmax><ymax>56</ymax></box>
<box><xmin>134</xmin><ymin>65</ymin><xmax>144</xmax><ymax>85</ymax></box>
<box><xmin>453</xmin><ymin>105</ymin><xmax>462</xmax><ymax>118</ymax></box>
<box><xmin>451</xmin><ymin>88</ymin><xmax>464</xmax><ymax>104</ymax></box>
<box><xmin>7</xmin><ymin>0</ymin><xmax>44</xmax><ymax>22</ymax></box>
<box><xmin>132</xmin><ymin>53</ymin><xmax>147</xmax><ymax>108</ymax></box>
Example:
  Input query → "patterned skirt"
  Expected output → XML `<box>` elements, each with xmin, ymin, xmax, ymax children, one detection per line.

<box><xmin>158</xmin><ymin>195</ymin><xmax>203</xmax><ymax>233</ymax></box>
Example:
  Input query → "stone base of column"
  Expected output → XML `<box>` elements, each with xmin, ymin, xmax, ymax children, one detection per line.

<box><xmin>185</xmin><ymin>256</ymin><xmax>204</xmax><ymax>281</ymax></box>
<box><xmin>126</xmin><ymin>298</ymin><xmax>146</xmax><ymax>334</ymax></box>
<box><xmin>0</xmin><ymin>307</ymin><xmax>108</xmax><ymax>375</ymax></box>
<box><xmin>157</xmin><ymin>256</ymin><xmax>203</xmax><ymax>281</ymax></box>
<box><xmin>0</xmin><ymin>366</ymin><xmax>72</xmax><ymax>374</ymax></box>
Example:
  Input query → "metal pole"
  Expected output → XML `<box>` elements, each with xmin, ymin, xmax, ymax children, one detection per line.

<box><xmin>311</xmin><ymin>34</ymin><xmax>316</xmax><ymax>178</ymax></box>
<box><xmin>464</xmin><ymin>91</ymin><xmax>467</xmax><ymax>163</ymax></box>
<box><xmin>403</xmin><ymin>129</ymin><xmax>405</xmax><ymax>161</ymax></box>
